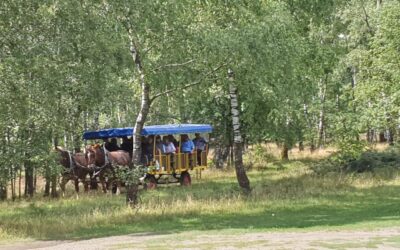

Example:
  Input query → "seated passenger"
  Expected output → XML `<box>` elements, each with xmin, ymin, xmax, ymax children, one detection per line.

<box><xmin>163</xmin><ymin>136</ymin><xmax>176</xmax><ymax>170</ymax></box>
<box><xmin>163</xmin><ymin>136</ymin><xmax>176</xmax><ymax>154</ymax></box>
<box><xmin>143</xmin><ymin>136</ymin><xmax>154</xmax><ymax>163</ymax></box>
<box><xmin>181</xmin><ymin>134</ymin><xmax>194</xmax><ymax>153</ymax></box>
<box><xmin>193</xmin><ymin>133</ymin><xmax>207</xmax><ymax>165</ymax></box>
<box><xmin>104</xmin><ymin>138</ymin><xmax>120</xmax><ymax>152</ymax></box>
<box><xmin>155</xmin><ymin>135</ymin><xmax>164</xmax><ymax>154</ymax></box>
<box><xmin>181</xmin><ymin>134</ymin><xmax>195</xmax><ymax>169</ymax></box>
<box><xmin>168</xmin><ymin>134</ymin><xmax>179</xmax><ymax>150</ymax></box>
<box><xmin>120</xmin><ymin>136</ymin><xmax>133</xmax><ymax>152</ymax></box>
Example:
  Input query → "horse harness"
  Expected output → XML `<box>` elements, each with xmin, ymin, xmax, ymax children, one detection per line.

<box><xmin>93</xmin><ymin>145</ymin><xmax>111</xmax><ymax>177</ymax></box>
<box><xmin>65</xmin><ymin>150</ymin><xmax>88</xmax><ymax>176</ymax></box>
<box><xmin>64</xmin><ymin>150</ymin><xmax>76</xmax><ymax>176</ymax></box>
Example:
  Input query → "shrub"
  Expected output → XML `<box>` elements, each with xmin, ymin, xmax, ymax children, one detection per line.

<box><xmin>313</xmin><ymin>146</ymin><xmax>400</xmax><ymax>174</ymax></box>
<box><xmin>243</xmin><ymin>144</ymin><xmax>277</xmax><ymax>170</ymax></box>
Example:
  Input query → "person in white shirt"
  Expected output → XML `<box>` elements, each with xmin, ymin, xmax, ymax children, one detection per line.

<box><xmin>162</xmin><ymin>136</ymin><xmax>176</xmax><ymax>171</ymax></box>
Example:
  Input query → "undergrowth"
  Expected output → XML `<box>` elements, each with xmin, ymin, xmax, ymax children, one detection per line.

<box><xmin>1</xmin><ymin>145</ymin><xmax>400</xmax><ymax>242</ymax></box>
<box><xmin>313</xmin><ymin>145</ymin><xmax>400</xmax><ymax>175</ymax></box>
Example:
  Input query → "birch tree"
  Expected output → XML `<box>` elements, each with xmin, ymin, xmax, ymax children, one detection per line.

<box><xmin>228</xmin><ymin>69</ymin><xmax>250</xmax><ymax>192</ymax></box>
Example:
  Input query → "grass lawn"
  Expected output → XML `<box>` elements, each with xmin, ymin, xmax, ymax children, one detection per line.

<box><xmin>1</xmin><ymin>158</ymin><xmax>400</xmax><ymax>242</ymax></box>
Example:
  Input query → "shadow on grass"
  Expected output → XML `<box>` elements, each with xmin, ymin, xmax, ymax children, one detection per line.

<box><xmin>64</xmin><ymin>183</ymin><xmax>400</xmax><ymax>240</ymax></box>
<box><xmin>2</xmin><ymin>169</ymin><xmax>400</xmax><ymax>241</ymax></box>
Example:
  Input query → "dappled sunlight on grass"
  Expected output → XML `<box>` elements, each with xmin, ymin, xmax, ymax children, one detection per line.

<box><xmin>1</xmin><ymin>157</ymin><xmax>400</xmax><ymax>241</ymax></box>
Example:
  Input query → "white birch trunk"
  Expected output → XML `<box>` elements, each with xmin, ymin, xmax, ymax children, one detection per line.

<box><xmin>317</xmin><ymin>77</ymin><xmax>326</xmax><ymax>148</ymax></box>
<box><xmin>228</xmin><ymin>69</ymin><xmax>250</xmax><ymax>192</ymax></box>
<box><xmin>126</xmin><ymin>28</ymin><xmax>151</xmax><ymax>206</ymax></box>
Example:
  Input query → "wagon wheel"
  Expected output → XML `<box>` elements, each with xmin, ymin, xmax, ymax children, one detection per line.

<box><xmin>144</xmin><ymin>175</ymin><xmax>157</xmax><ymax>190</ymax></box>
<box><xmin>180</xmin><ymin>171</ymin><xmax>191</xmax><ymax>187</ymax></box>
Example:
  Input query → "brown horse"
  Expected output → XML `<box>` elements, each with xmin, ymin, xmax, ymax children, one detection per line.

<box><xmin>56</xmin><ymin>146</ymin><xmax>93</xmax><ymax>196</ymax></box>
<box><xmin>86</xmin><ymin>144</ymin><xmax>131</xmax><ymax>194</ymax></box>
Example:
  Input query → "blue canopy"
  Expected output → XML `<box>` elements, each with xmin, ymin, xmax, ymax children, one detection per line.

<box><xmin>83</xmin><ymin>124</ymin><xmax>213</xmax><ymax>140</ymax></box>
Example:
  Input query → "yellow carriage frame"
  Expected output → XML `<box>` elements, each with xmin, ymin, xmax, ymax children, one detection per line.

<box><xmin>148</xmin><ymin>143</ymin><xmax>209</xmax><ymax>175</ymax></box>
<box><xmin>144</xmin><ymin>136</ymin><xmax>209</xmax><ymax>188</ymax></box>
<box><xmin>83</xmin><ymin>124</ymin><xmax>213</xmax><ymax>188</ymax></box>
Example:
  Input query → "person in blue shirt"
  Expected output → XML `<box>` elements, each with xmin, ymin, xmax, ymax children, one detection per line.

<box><xmin>181</xmin><ymin>134</ymin><xmax>194</xmax><ymax>153</ymax></box>
<box><xmin>180</xmin><ymin>134</ymin><xmax>194</xmax><ymax>169</ymax></box>
<box><xmin>193</xmin><ymin>133</ymin><xmax>207</xmax><ymax>165</ymax></box>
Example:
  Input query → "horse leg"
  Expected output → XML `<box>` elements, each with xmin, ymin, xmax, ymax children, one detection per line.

<box><xmin>74</xmin><ymin>178</ymin><xmax>80</xmax><ymax>193</ymax></box>
<box><xmin>59</xmin><ymin>175</ymin><xmax>69</xmax><ymax>197</ymax></box>
<box><xmin>99</xmin><ymin>174</ymin><xmax>108</xmax><ymax>193</ymax></box>
<box><xmin>115</xmin><ymin>181</ymin><xmax>121</xmax><ymax>195</ymax></box>
<box><xmin>89</xmin><ymin>173</ymin><xmax>98</xmax><ymax>190</ymax></box>
<box><xmin>82</xmin><ymin>173</ymin><xmax>89</xmax><ymax>193</ymax></box>
<box><xmin>83</xmin><ymin>178</ymin><xmax>89</xmax><ymax>192</ymax></box>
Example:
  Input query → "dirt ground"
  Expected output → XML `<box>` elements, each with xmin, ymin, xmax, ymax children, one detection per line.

<box><xmin>2</xmin><ymin>227</ymin><xmax>400</xmax><ymax>250</ymax></box>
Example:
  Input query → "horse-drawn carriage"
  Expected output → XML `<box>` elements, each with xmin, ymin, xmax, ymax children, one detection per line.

<box><xmin>83</xmin><ymin>124</ymin><xmax>212</xmax><ymax>189</ymax></box>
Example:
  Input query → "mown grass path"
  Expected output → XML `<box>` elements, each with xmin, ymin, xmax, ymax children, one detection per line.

<box><xmin>3</xmin><ymin>228</ymin><xmax>400</xmax><ymax>249</ymax></box>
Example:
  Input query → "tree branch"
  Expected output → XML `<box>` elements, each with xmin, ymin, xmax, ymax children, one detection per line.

<box><xmin>361</xmin><ymin>4</ymin><xmax>373</xmax><ymax>35</ymax></box>
<box><xmin>149</xmin><ymin>60</ymin><xmax>230</xmax><ymax>104</ymax></box>
<box><xmin>152</xmin><ymin>59</ymin><xmax>195</xmax><ymax>72</ymax></box>
<box><xmin>142</xmin><ymin>44</ymin><xmax>155</xmax><ymax>56</ymax></box>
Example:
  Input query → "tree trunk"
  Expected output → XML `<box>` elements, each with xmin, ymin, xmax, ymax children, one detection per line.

<box><xmin>317</xmin><ymin>77</ymin><xmax>327</xmax><ymax>149</ymax></box>
<box><xmin>18</xmin><ymin>168</ymin><xmax>22</xmax><ymax>199</ymax></box>
<box><xmin>24</xmin><ymin>161</ymin><xmax>34</xmax><ymax>198</ymax></box>
<box><xmin>317</xmin><ymin>109</ymin><xmax>325</xmax><ymax>148</ymax></box>
<box><xmin>44</xmin><ymin>176</ymin><xmax>50</xmax><ymax>197</ymax></box>
<box><xmin>50</xmin><ymin>175</ymin><xmax>58</xmax><ymax>198</ymax></box>
<box><xmin>0</xmin><ymin>185</ymin><xmax>6</xmax><ymax>201</ymax></box>
<box><xmin>351</xmin><ymin>66</ymin><xmax>360</xmax><ymax>141</ymax></box>
<box><xmin>303</xmin><ymin>103</ymin><xmax>316</xmax><ymax>153</ymax></box>
<box><xmin>33</xmin><ymin>169</ymin><xmax>37</xmax><ymax>194</ymax></box>
<box><xmin>73</xmin><ymin>134</ymin><xmax>82</xmax><ymax>153</ymax></box>
<box><xmin>11</xmin><ymin>175</ymin><xmax>15</xmax><ymax>200</ymax></box>
<box><xmin>379</xmin><ymin>132</ymin><xmax>386</xmax><ymax>142</ymax></box>
<box><xmin>93</xmin><ymin>112</ymin><xmax>100</xmax><ymax>130</ymax></box>
<box><xmin>63</xmin><ymin>132</ymin><xmax>69</xmax><ymax>150</ymax></box>
<box><xmin>280</xmin><ymin>143</ymin><xmax>289</xmax><ymax>160</ymax></box>
<box><xmin>299</xmin><ymin>141</ymin><xmax>304</xmax><ymax>151</ymax></box>
<box><xmin>388</xmin><ymin>128</ymin><xmax>395</xmax><ymax>146</ymax></box>
<box><xmin>228</xmin><ymin>69</ymin><xmax>250</xmax><ymax>193</ymax></box>
<box><xmin>367</xmin><ymin>128</ymin><xmax>375</xmax><ymax>143</ymax></box>
<box><xmin>126</xmin><ymin>28</ymin><xmax>151</xmax><ymax>207</ymax></box>
<box><xmin>310</xmin><ymin>139</ymin><xmax>316</xmax><ymax>152</ymax></box>
<box><xmin>229</xmin><ymin>144</ymin><xmax>234</xmax><ymax>168</ymax></box>
<box><xmin>377</xmin><ymin>0</ymin><xmax>382</xmax><ymax>9</ymax></box>
<box><xmin>213</xmin><ymin>142</ymin><xmax>230</xmax><ymax>169</ymax></box>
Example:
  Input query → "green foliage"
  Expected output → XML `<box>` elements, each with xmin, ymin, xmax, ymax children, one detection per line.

<box><xmin>1</xmin><ymin>0</ymin><xmax>400</xmax><ymax>198</ymax></box>
<box><xmin>114</xmin><ymin>165</ymin><xmax>146</xmax><ymax>186</ymax></box>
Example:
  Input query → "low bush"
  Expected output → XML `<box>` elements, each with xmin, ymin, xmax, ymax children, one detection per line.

<box><xmin>313</xmin><ymin>146</ymin><xmax>400</xmax><ymax>174</ymax></box>
<box><xmin>243</xmin><ymin>144</ymin><xmax>277</xmax><ymax>170</ymax></box>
